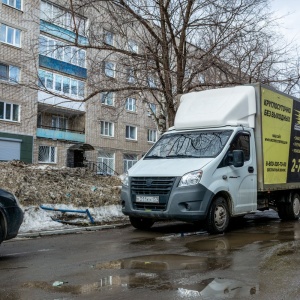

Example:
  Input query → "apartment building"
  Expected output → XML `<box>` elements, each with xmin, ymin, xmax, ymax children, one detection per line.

<box><xmin>0</xmin><ymin>0</ymin><xmax>38</xmax><ymax>163</ymax></box>
<box><xmin>0</xmin><ymin>0</ymin><xmax>158</xmax><ymax>175</ymax></box>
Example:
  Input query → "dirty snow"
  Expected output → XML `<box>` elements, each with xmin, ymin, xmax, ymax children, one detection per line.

<box><xmin>19</xmin><ymin>204</ymin><xmax>127</xmax><ymax>234</ymax></box>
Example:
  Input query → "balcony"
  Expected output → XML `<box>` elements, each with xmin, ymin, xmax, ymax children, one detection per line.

<box><xmin>37</xmin><ymin>126</ymin><xmax>85</xmax><ymax>143</ymax></box>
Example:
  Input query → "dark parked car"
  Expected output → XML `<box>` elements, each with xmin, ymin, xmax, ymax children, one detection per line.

<box><xmin>0</xmin><ymin>188</ymin><xmax>24</xmax><ymax>245</ymax></box>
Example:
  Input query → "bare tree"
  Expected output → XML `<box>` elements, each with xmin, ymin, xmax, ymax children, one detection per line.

<box><xmin>27</xmin><ymin>0</ymin><xmax>300</xmax><ymax>132</ymax></box>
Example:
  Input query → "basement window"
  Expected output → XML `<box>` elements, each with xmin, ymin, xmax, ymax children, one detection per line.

<box><xmin>38</xmin><ymin>146</ymin><xmax>56</xmax><ymax>163</ymax></box>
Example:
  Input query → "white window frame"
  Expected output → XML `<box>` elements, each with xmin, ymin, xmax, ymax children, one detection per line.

<box><xmin>148</xmin><ymin>103</ymin><xmax>156</xmax><ymax>116</ymax></box>
<box><xmin>101</xmin><ymin>92</ymin><xmax>114</xmax><ymax>106</ymax></box>
<box><xmin>123</xmin><ymin>154</ymin><xmax>138</xmax><ymax>172</ymax></box>
<box><xmin>2</xmin><ymin>0</ymin><xmax>22</xmax><ymax>10</ymax></box>
<box><xmin>38</xmin><ymin>69</ymin><xmax>85</xmax><ymax>99</ymax></box>
<box><xmin>40</xmin><ymin>1</ymin><xmax>86</xmax><ymax>36</ymax></box>
<box><xmin>103</xmin><ymin>30</ymin><xmax>114</xmax><ymax>46</ymax></box>
<box><xmin>147</xmin><ymin>76</ymin><xmax>156</xmax><ymax>88</ymax></box>
<box><xmin>104</xmin><ymin>61</ymin><xmax>116</xmax><ymax>78</ymax></box>
<box><xmin>39</xmin><ymin>35</ymin><xmax>86</xmax><ymax>68</ymax></box>
<box><xmin>148</xmin><ymin>129</ymin><xmax>157</xmax><ymax>143</ymax></box>
<box><xmin>0</xmin><ymin>63</ymin><xmax>20</xmax><ymax>83</ymax></box>
<box><xmin>52</xmin><ymin>115</ymin><xmax>68</xmax><ymax>130</ymax></box>
<box><xmin>126</xmin><ymin>125</ymin><xmax>137</xmax><ymax>140</ymax></box>
<box><xmin>125</xmin><ymin>98</ymin><xmax>136</xmax><ymax>112</ymax></box>
<box><xmin>38</xmin><ymin>145</ymin><xmax>56</xmax><ymax>163</ymax></box>
<box><xmin>127</xmin><ymin>67</ymin><xmax>135</xmax><ymax>83</ymax></box>
<box><xmin>128</xmin><ymin>40</ymin><xmax>138</xmax><ymax>53</ymax></box>
<box><xmin>0</xmin><ymin>101</ymin><xmax>19</xmax><ymax>122</ymax></box>
<box><xmin>0</xmin><ymin>24</ymin><xmax>21</xmax><ymax>47</ymax></box>
<box><xmin>100</xmin><ymin>121</ymin><xmax>114</xmax><ymax>137</ymax></box>
<box><xmin>97</xmin><ymin>151</ymin><xmax>115</xmax><ymax>175</ymax></box>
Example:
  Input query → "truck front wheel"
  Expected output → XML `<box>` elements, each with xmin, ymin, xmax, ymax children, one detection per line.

<box><xmin>206</xmin><ymin>196</ymin><xmax>230</xmax><ymax>234</ymax></box>
<box><xmin>129</xmin><ymin>217</ymin><xmax>155</xmax><ymax>230</ymax></box>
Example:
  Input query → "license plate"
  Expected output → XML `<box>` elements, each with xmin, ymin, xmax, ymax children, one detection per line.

<box><xmin>136</xmin><ymin>195</ymin><xmax>159</xmax><ymax>203</ymax></box>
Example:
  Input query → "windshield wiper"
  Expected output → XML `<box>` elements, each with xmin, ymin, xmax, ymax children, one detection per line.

<box><xmin>166</xmin><ymin>154</ymin><xmax>199</xmax><ymax>158</ymax></box>
<box><xmin>145</xmin><ymin>154</ymin><xmax>164</xmax><ymax>159</ymax></box>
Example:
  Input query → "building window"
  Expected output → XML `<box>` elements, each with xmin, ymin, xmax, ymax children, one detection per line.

<box><xmin>148</xmin><ymin>129</ymin><xmax>157</xmax><ymax>143</ymax></box>
<box><xmin>38</xmin><ymin>145</ymin><xmax>56</xmax><ymax>163</ymax></box>
<box><xmin>123</xmin><ymin>154</ymin><xmax>138</xmax><ymax>172</ymax></box>
<box><xmin>97</xmin><ymin>151</ymin><xmax>115</xmax><ymax>175</ymax></box>
<box><xmin>2</xmin><ymin>0</ymin><xmax>22</xmax><ymax>10</ymax></box>
<box><xmin>128</xmin><ymin>40</ymin><xmax>138</xmax><ymax>53</ymax></box>
<box><xmin>52</xmin><ymin>116</ymin><xmax>68</xmax><ymax>131</ymax></box>
<box><xmin>147</xmin><ymin>76</ymin><xmax>156</xmax><ymax>88</ymax></box>
<box><xmin>100</xmin><ymin>121</ymin><xmax>114</xmax><ymax>137</ymax></box>
<box><xmin>40</xmin><ymin>1</ymin><xmax>86</xmax><ymax>36</ymax></box>
<box><xmin>39</xmin><ymin>35</ymin><xmax>86</xmax><ymax>68</ymax></box>
<box><xmin>0</xmin><ymin>63</ymin><xmax>20</xmax><ymax>83</ymax></box>
<box><xmin>148</xmin><ymin>103</ymin><xmax>156</xmax><ymax>116</ymax></box>
<box><xmin>126</xmin><ymin>125</ymin><xmax>137</xmax><ymax>140</ymax></box>
<box><xmin>127</xmin><ymin>68</ymin><xmax>135</xmax><ymax>83</ymax></box>
<box><xmin>0</xmin><ymin>24</ymin><xmax>21</xmax><ymax>47</ymax></box>
<box><xmin>101</xmin><ymin>92</ymin><xmax>114</xmax><ymax>106</ymax></box>
<box><xmin>125</xmin><ymin>98</ymin><xmax>136</xmax><ymax>112</ymax></box>
<box><xmin>103</xmin><ymin>30</ymin><xmax>114</xmax><ymax>46</ymax></box>
<box><xmin>38</xmin><ymin>69</ymin><xmax>85</xmax><ymax>98</ymax></box>
<box><xmin>104</xmin><ymin>61</ymin><xmax>116</xmax><ymax>78</ymax></box>
<box><xmin>0</xmin><ymin>101</ymin><xmax>19</xmax><ymax>122</ymax></box>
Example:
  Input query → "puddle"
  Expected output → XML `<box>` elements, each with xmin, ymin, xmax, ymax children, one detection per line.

<box><xmin>22</xmin><ymin>275</ymin><xmax>258</xmax><ymax>298</ymax></box>
<box><xmin>185</xmin><ymin>231</ymin><xmax>295</xmax><ymax>253</ymax></box>
<box><xmin>178</xmin><ymin>277</ymin><xmax>258</xmax><ymax>299</ymax></box>
<box><xmin>96</xmin><ymin>254</ymin><xmax>230</xmax><ymax>271</ymax></box>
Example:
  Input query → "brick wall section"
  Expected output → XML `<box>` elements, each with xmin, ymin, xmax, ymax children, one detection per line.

<box><xmin>0</xmin><ymin>2</ymin><xmax>39</xmax><ymax>137</ymax></box>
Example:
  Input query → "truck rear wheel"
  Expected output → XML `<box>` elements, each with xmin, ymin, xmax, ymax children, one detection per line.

<box><xmin>206</xmin><ymin>196</ymin><xmax>230</xmax><ymax>234</ymax></box>
<box><xmin>129</xmin><ymin>217</ymin><xmax>154</xmax><ymax>230</ymax></box>
<box><xmin>278</xmin><ymin>193</ymin><xmax>300</xmax><ymax>220</ymax></box>
<box><xmin>286</xmin><ymin>193</ymin><xmax>300</xmax><ymax>220</ymax></box>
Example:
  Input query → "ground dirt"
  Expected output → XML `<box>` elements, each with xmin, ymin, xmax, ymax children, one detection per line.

<box><xmin>0</xmin><ymin>161</ymin><xmax>122</xmax><ymax>207</ymax></box>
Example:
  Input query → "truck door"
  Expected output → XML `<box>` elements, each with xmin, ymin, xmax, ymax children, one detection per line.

<box><xmin>224</xmin><ymin>131</ymin><xmax>257</xmax><ymax>214</ymax></box>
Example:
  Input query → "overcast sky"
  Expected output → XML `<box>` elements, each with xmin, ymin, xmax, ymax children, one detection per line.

<box><xmin>271</xmin><ymin>0</ymin><xmax>300</xmax><ymax>42</ymax></box>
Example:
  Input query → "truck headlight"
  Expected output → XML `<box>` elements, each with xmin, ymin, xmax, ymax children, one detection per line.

<box><xmin>179</xmin><ymin>170</ymin><xmax>203</xmax><ymax>187</ymax></box>
<box><xmin>121</xmin><ymin>172</ymin><xmax>129</xmax><ymax>186</ymax></box>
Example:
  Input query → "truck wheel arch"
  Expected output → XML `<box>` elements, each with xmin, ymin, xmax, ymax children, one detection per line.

<box><xmin>210</xmin><ymin>191</ymin><xmax>233</xmax><ymax>216</ymax></box>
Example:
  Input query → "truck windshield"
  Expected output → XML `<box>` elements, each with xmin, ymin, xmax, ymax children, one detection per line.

<box><xmin>145</xmin><ymin>130</ymin><xmax>232</xmax><ymax>159</ymax></box>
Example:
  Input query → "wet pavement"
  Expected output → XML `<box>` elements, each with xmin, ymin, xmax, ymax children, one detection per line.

<box><xmin>1</xmin><ymin>210</ymin><xmax>300</xmax><ymax>299</ymax></box>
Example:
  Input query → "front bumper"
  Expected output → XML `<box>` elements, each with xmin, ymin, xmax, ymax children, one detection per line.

<box><xmin>121</xmin><ymin>178</ymin><xmax>214</xmax><ymax>222</ymax></box>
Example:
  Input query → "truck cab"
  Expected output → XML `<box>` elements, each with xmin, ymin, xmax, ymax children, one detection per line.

<box><xmin>121</xmin><ymin>86</ymin><xmax>259</xmax><ymax>233</ymax></box>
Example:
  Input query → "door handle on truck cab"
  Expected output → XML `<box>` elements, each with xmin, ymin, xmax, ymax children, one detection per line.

<box><xmin>248</xmin><ymin>166</ymin><xmax>254</xmax><ymax>173</ymax></box>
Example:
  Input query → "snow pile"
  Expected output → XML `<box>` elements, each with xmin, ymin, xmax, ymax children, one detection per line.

<box><xmin>19</xmin><ymin>204</ymin><xmax>126</xmax><ymax>233</ymax></box>
<box><xmin>0</xmin><ymin>161</ymin><xmax>122</xmax><ymax>207</ymax></box>
<box><xmin>0</xmin><ymin>161</ymin><xmax>126</xmax><ymax>234</ymax></box>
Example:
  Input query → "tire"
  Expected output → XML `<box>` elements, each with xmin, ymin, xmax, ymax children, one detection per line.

<box><xmin>206</xmin><ymin>196</ymin><xmax>230</xmax><ymax>234</ymax></box>
<box><xmin>278</xmin><ymin>193</ymin><xmax>300</xmax><ymax>220</ymax></box>
<box><xmin>129</xmin><ymin>217</ymin><xmax>155</xmax><ymax>230</ymax></box>
<box><xmin>287</xmin><ymin>193</ymin><xmax>300</xmax><ymax>220</ymax></box>
<box><xmin>0</xmin><ymin>222</ymin><xmax>3</xmax><ymax>244</ymax></box>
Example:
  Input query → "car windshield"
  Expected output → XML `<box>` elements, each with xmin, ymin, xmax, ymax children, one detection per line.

<box><xmin>145</xmin><ymin>130</ymin><xmax>232</xmax><ymax>159</ymax></box>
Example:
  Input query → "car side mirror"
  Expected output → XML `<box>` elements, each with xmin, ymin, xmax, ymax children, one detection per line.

<box><xmin>232</xmin><ymin>150</ymin><xmax>244</xmax><ymax>167</ymax></box>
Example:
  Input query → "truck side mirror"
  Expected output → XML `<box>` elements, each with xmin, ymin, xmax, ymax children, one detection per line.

<box><xmin>232</xmin><ymin>150</ymin><xmax>244</xmax><ymax>167</ymax></box>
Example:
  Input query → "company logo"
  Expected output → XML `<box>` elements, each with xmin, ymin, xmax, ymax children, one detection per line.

<box><xmin>146</xmin><ymin>179</ymin><xmax>153</xmax><ymax>187</ymax></box>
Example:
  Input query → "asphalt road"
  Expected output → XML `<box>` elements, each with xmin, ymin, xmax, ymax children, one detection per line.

<box><xmin>1</xmin><ymin>212</ymin><xmax>300</xmax><ymax>300</ymax></box>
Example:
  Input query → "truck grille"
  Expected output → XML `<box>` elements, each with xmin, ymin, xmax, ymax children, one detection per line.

<box><xmin>131</xmin><ymin>177</ymin><xmax>176</xmax><ymax>211</ymax></box>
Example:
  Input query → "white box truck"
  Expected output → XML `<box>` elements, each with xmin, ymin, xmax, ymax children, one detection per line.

<box><xmin>121</xmin><ymin>83</ymin><xmax>300</xmax><ymax>233</ymax></box>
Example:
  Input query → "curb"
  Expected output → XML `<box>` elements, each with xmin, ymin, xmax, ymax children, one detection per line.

<box><xmin>17</xmin><ymin>222</ymin><xmax>130</xmax><ymax>238</ymax></box>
